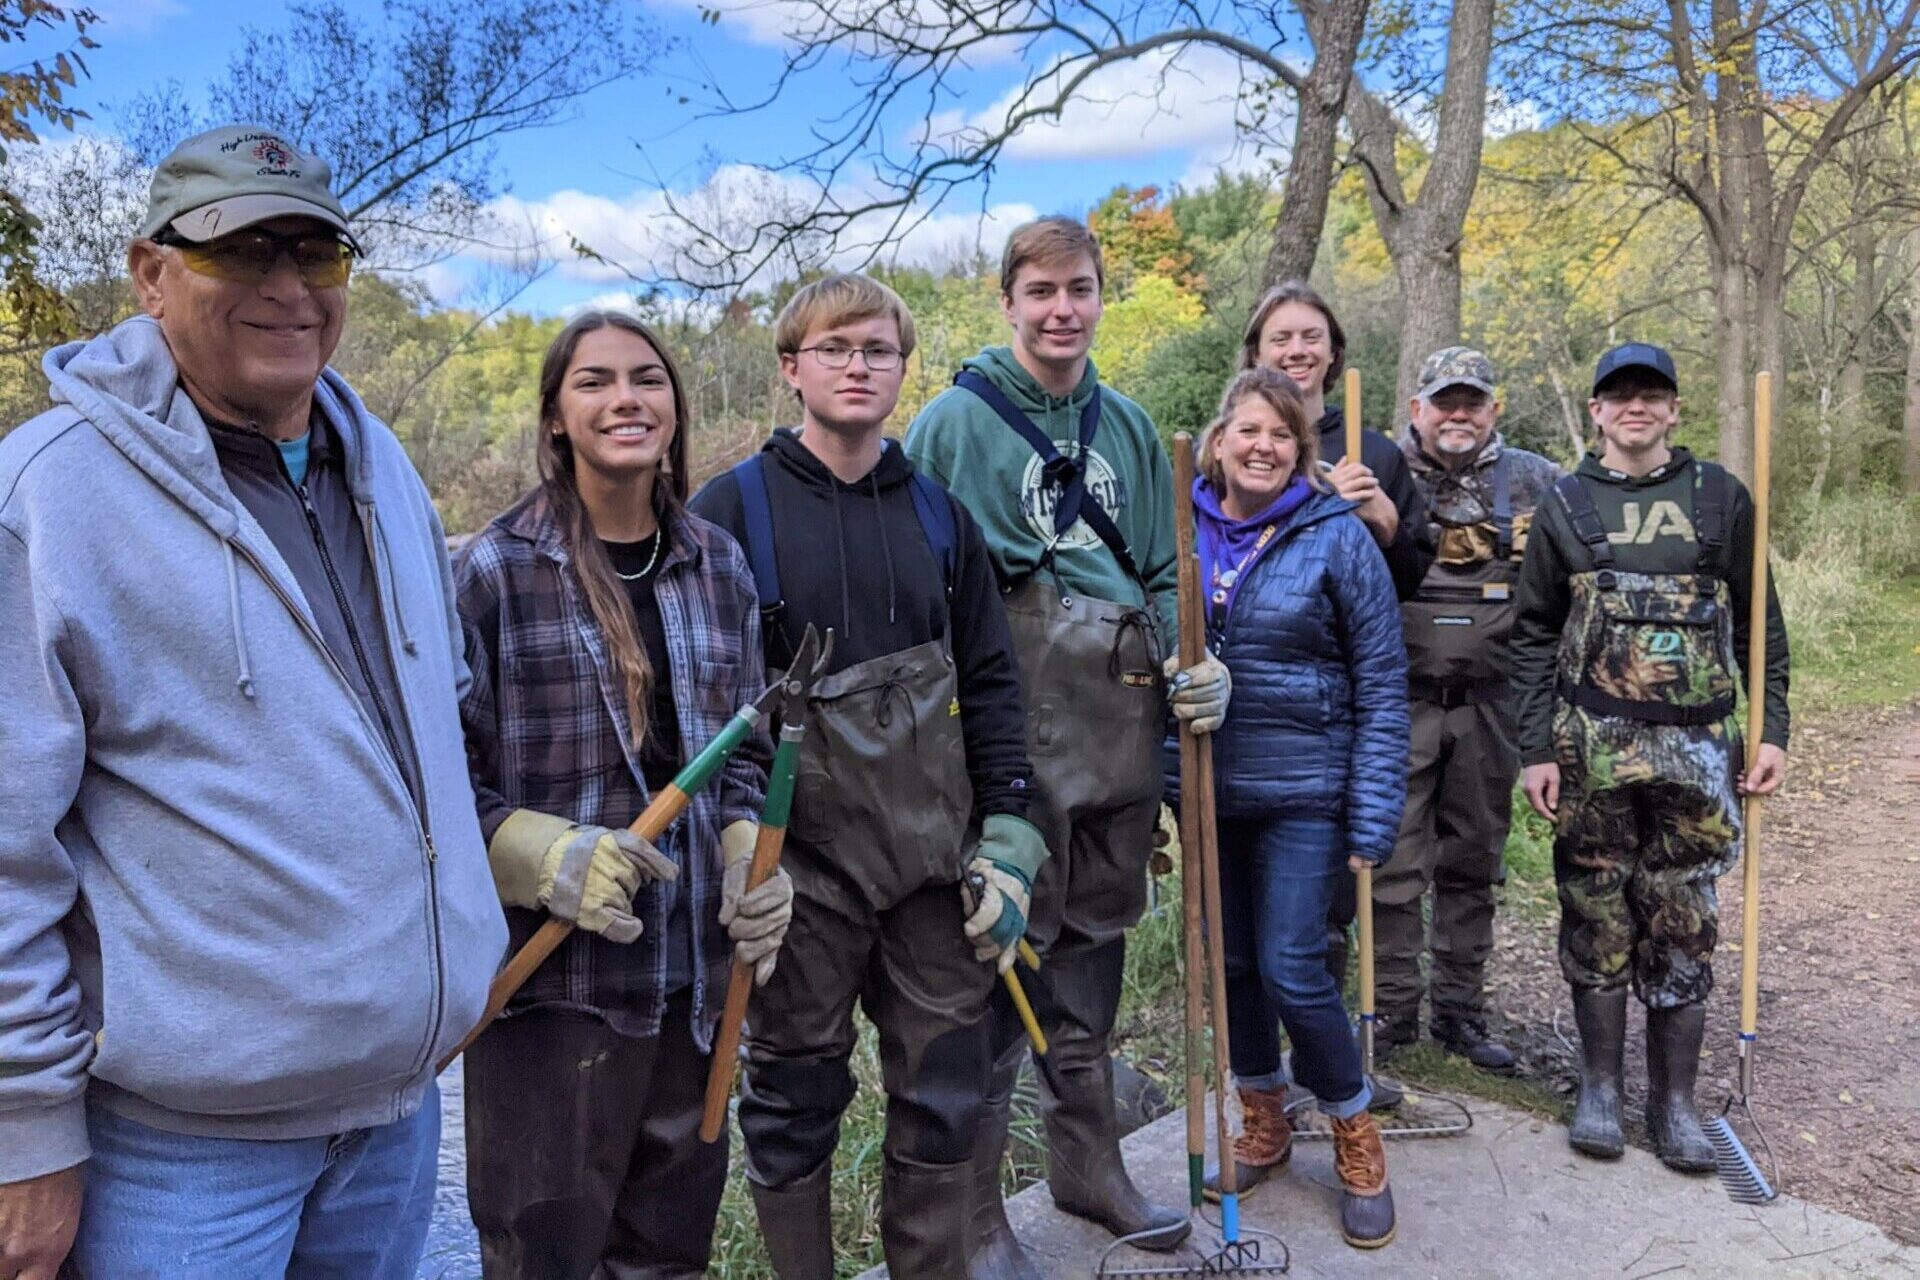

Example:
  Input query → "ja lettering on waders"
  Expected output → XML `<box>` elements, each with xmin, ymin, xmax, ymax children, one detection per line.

<box><xmin>954</xmin><ymin>369</ymin><xmax>1189</xmax><ymax>1250</ymax></box>
<box><xmin>1549</xmin><ymin>464</ymin><xmax>1744</xmax><ymax>1009</ymax></box>
<box><xmin>728</xmin><ymin>453</ymin><xmax>993</xmax><ymax>1280</ymax></box>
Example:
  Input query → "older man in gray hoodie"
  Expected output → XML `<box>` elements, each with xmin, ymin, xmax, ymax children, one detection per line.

<box><xmin>0</xmin><ymin>125</ymin><xmax>506</xmax><ymax>1279</ymax></box>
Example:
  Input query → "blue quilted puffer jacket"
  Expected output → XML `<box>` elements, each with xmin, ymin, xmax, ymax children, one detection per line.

<box><xmin>1168</xmin><ymin>486</ymin><xmax>1411</xmax><ymax>865</ymax></box>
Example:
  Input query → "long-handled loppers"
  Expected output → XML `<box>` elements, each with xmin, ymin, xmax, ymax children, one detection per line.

<box><xmin>700</xmin><ymin>624</ymin><xmax>834</xmax><ymax>1142</ymax></box>
<box><xmin>1704</xmin><ymin>371</ymin><xmax>1780</xmax><ymax>1204</ymax></box>
<box><xmin>439</xmin><ymin>627</ymin><xmax>827</xmax><ymax>1072</ymax></box>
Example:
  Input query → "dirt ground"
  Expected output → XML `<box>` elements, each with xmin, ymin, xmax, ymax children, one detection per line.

<box><xmin>1483</xmin><ymin>698</ymin><xmax>1920</xmax><ymax>1246</ymax></box>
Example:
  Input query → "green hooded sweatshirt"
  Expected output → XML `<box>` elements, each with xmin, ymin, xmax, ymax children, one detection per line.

<box><xmin>905</xmin><ymin>346</ymin><xmax>1179</xmax><ymax>642</ymax></box>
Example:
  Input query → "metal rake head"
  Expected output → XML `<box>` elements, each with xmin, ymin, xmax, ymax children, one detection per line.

<box><xmin>1704</xmin><ymin>1100</ymin><xmax>1779</xmax><ymax>1205</ymax></box>
<box><xmin>1095</xmin><ymin>1218</ymin><xmax>1291</xmax><ymax>1277</ymax></box>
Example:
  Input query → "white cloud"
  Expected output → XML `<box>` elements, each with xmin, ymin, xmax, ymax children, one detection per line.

<box><xmin>85</xmin><ymin>0</ymin><xmax>186</xmax><ymax>37</ymax></box>
<box><xmin>653</xmin><ymin>0</ymin><xmax>1023</xmax><ymax>62</ymax></box>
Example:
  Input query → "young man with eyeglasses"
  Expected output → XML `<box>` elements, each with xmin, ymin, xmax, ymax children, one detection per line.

<box><xmin>0</xmin><ymin>125</ymin><xmax>507</xmax><ymax>1277</ymax></box>
<box><xmin>1510</xmin><ymin>342</ymin><xmax>1789</xmax><ymax>1172</ymax></box>
<box><xmin>691</xmin><ymin>273</ymin><xmax>1038</xmax><ymax>1279</ymax></box>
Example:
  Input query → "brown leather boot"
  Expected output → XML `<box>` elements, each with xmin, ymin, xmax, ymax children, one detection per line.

<box><xmin>1331</xmin><ymin>1111</ymin><xmax>1396</xmax><ymax>1249</ymax></box>
<box><xmin>1203</xmin><ymin>1084</ymin><xmax>1292</xmax><ymax>1201</ymax></box>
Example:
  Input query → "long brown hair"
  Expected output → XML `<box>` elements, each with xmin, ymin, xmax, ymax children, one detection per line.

<box><xmin>1239</xmin><ymin>280</ymin><xmax>1346</xmax><ymax>392</ymax></box>
<box><xmin>536</xmin><ymin>310</ymin><xmax>691</xmax><ymax>749</ymax></box>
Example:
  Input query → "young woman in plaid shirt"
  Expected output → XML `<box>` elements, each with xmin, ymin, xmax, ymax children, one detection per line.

<box><xmin>454</xmin><ymin>312</ymin><xmax>788</xmax><ymax>1278</ymax></box>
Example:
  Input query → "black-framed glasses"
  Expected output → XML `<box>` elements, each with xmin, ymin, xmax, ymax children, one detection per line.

<box><xmin>154</xmin><ymin>226</ymin><xmax>357</xmax><ymax>288</ymax></box>
<box><xmin>797</xmin><ymin>341</ymin><xmax>904</xmax><ymax>371</ymax></box>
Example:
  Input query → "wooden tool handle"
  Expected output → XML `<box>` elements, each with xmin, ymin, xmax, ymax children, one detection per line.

<box><xmin>1344</xmin><ymin>367</ymin><xmax>1363</xmax><ymax>460</ymax></box>
<box><xmin>1172</xmin><ymin>434</ymin><xmax>1210</xmax><ymax>1200</ymax></box>
<box><xmin>1740</xmin><ymin>371</ymin><xmax>1773</xmax><ymax>1037</ymax></box>
<box><xmin>699</xmin><ymin>820</ymin><xmax>790</xmax><ymax>1142</ymax></box>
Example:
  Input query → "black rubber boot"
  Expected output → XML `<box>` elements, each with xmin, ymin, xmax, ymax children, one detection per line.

<box><xmin>1567</xmin><ymin>986</ymin><xmax>1627</xmax><ymax>1160</ymax></box>
<box><xmin>1645</xmin><ymin>1003</ymin><xmax>1716</xmax><ymax>1174</ymax></box>
<box><xmin>965</xmin><ymin>1046</ymin><xmax>1042</xmax><ymax>1280</ymax></box>
<box><xmin>1431</xmin><ymin>1012</ymin><xmax>1518</xmax><ymax>1074</ymax></box>
<box><xmin>1035</xmin><ymin>941</ymin><xmax>1189</xmax><ymax>1251</ymax></box>
<box><xmin>882</xmin><ymin>1154</ymin><xmax>974</xmax><ymax>1280</ymax></box>
<box><xmin>749</xmin><ymin>1160</ymin><xmax>835</xmax><ymax>1280</ymax></box>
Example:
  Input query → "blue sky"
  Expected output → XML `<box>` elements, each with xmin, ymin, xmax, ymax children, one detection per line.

<box><xmin>52</xmin><ymin>0</ymin><xmax>1282</xmax><ymax>313</ymax></box>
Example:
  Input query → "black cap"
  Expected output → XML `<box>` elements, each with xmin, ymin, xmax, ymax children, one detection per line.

<box><xmin>1591</xmin><ymin>342</ymin><xmax>1677</xmax><ymax>396</ymax></box>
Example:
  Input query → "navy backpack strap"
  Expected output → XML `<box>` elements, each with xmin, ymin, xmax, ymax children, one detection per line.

<box><xmin>1490</xmin><ymin>451</ymin><xmax>1513</xmax><ymax>560</ymax></box>
<box><xmin>1554</xmin><ymin>473</ymin><xmax>1615</xmax><ymax>576</ymax></box>
<box><xmin>953</xmin><ymin>368</ymin><xmax>1140</xmax><ymax>581</ymax></box>
<box><xmin>1691</xmin><ymin>462</ymin><xmax>1729</xmax><ymax>576</ymax></box>
<box><xmin>731</xmin><ymin>454</ymin><xmax>783</xmax><ymax>614</ymax></box>
<box><xmin>906</xmin><ymin>472</ymin><xmax>958</xmax><ymax>595</ymax></box>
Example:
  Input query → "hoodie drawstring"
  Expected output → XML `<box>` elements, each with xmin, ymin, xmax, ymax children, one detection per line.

<box><xmin>222</xmin><ymin>540</ymin><xmax>257</xmax><ymax>699</ymax></box>
<box><xmin>829</xmin><ymin>481</ymin><xmax>853</xmax><ymax>643</ymax></box>
<box><xmin>364</xmin><ymin>503</ymin><xmax>418</xmax><ymax>655</ymax></box>
<box><xmin>870</xmin><ymin>471</ymin><xmax>898</xmax><ymax>625</ymax></box>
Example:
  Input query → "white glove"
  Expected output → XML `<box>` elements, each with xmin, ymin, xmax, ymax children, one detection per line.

<box><xmin>718</xmin><ymin>820</ymin><xmax>794</xmax><ymax>986</ymax></box>
<box><xmin>962</xmin><ymin>814</ymin><xmax>1047</xmax><ymax>973</ymax></box>
<box><xmin>1165</xmin><ymin>651</ymin><xmax>1232</xmax><ymax>734</ymax></box>
<box><xmin>488</xmin><ymin>808</ymin><xmax>677</xmax><ymax>944</ymax></box>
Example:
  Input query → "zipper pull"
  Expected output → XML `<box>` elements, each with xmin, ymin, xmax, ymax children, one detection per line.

<box><xmin>425</xmin><ymin>834</ymin><xmax>438</xmax><ymax>863</ymax></box>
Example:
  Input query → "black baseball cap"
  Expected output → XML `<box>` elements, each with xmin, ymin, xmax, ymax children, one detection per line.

<box><xmin>1591</xmin><ymin>342</ymin><xmax>1677</xmax><ymax>396</ymax></box>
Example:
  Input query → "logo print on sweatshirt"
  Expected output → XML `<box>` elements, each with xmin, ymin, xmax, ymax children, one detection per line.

<box><xmin>1608</xmin><ymin>500</ymin><xmax>1695</xmax><ymax>546</ymax></box>
<box><xmin>1019</xmin><ymin>447</ymin><xmax>1127</xmax><ymax>548</ymax></box>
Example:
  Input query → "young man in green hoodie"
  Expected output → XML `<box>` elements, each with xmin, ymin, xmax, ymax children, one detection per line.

<box><xmin>1510</xmin><ymin>343</ymin><xmax>1789</xmax><ymax>1173</ymax></box>
<box><xmin>908</xmin><ymin>216</ymin><xmax>1227</xmax><ymax>1272</ymax></box>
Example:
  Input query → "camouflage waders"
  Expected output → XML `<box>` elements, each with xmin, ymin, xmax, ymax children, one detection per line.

<box><xmin>739</xmin><ymin>639</ymin><xmax>992</xmax><ymax>1280</ymax></box>
<box><xmin>1549</xmin><ymin>474</ymin><xmax>1742</xmax><ymax>1010</ymax></box>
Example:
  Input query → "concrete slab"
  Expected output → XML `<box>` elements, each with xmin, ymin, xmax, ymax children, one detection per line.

<box><xmin>861</xmin><ymin>1095</ymin><xmax>1919</xmax><ymax>1279</ymax></box>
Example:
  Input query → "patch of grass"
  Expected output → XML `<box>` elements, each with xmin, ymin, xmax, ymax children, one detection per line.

<box><xmin>1789</xmin><ymin>575</ymin><xmax>1920</xmax><ymax>713</ymax></box>
<box><xmin>1385</xmin><ymin>1042</ymin><xmax>1567</xmax><ymax>1120</ymax></box>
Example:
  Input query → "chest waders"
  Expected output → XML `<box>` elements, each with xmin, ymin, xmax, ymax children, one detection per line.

<box><xmin>1376</xmin><ymin>452</ymin><xmax>1525</xmax><ymax>1043</ymax></box>
<box><xmin>957</xmin><ymin>371</ymin><xmax>1191</xmax><ymax>1258</ymax></box>
<box><xmin>728</xmin><ymin>455</ymin><xmax>992</xmax><ymax>1280</ymax></box>
<box><xmin>1552</xmin><ymin>466</ymin><xmax>1742</xmax><ymax>1178</ymax></box>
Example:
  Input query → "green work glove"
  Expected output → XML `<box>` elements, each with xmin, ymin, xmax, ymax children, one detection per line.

<box><xmin>963</xmin><ymin>814</ymin><xmax>1049</xmax><ymax>973</ymax></box>
<box><xmin>718</xmin><ymin>819</ymin><xmax>794</xmax><ymax>987</ymax></box>
<box><xmin>489</xmin><ymin>808</ymin><xmax>678</xmax><ymax>944</ymax></box>
<box><xmin>1165</xmin><ymin>650</ymin><xmax>1232</xmax><ymax>734</ymax></box>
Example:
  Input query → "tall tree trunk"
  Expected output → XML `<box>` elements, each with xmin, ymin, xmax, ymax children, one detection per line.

<box><xmin>1904</xmin><ymin>227</ymin><xmax>1920</xmax><ymax>493</ymax></box>
<box><xmin>1265</xmin><ymin>0</ymin><xmax>1370</xmax><ymax>284</ymax></box>
<box><xmin>1344</xmin><ymin>0</ymin><xmax>1495</xmax><ymax>407</ymax></box>
<box><xmin>1838</xmin><ymin>160</ymin><xmax>1880</xmax><ymax>486</ymax></box>
<box><xmin>1715</xmin><ymin>249</ymin><xmax>1753</xmax><ymax>481</ymax></box>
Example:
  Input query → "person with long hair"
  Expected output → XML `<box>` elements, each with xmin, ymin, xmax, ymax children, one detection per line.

<box><xmin>1178</xmin><ymin>367</ymin><xmax>1409</xmax><ymax>1249</ymax></box>
<box><xmin>456</xmin><ymin>311</ymin><xmax>786</xmax><ymax>1277</ymax></box>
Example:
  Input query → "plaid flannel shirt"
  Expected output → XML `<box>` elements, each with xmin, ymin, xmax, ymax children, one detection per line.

<box><xmin>456</xmin><ymin>491</ymin><xmax>770</xmax><ymax>1046</ymax></box>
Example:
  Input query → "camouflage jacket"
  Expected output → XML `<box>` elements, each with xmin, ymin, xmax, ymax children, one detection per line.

<box><xmin>1400</xmin><ymin>429</ymin><xmax>1563</xmax><ymax>569</ymax></box>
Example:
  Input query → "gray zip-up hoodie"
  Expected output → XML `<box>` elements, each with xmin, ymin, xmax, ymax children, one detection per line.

<box><xmin>0</xmin><ymin>316</ymin><xmax>507</xmax><ymax>1182</ymax></box>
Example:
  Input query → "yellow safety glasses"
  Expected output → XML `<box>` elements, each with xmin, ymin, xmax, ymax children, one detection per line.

<box><xmin>157</xmin><ymin>228</ymin><xmax>356</xmax><ymax>288</ymax></box>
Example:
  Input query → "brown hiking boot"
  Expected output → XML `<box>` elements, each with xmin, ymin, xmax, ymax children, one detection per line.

<box><xmin>1331</xmin><ymin>1111</ymin><xmax>1396</xmax><ymax>1249</ymax></box>
<box><xmin>1203</xmin><ymin>1084</ymin><xmax>1291</xmax><ymax>1201</ymax></box>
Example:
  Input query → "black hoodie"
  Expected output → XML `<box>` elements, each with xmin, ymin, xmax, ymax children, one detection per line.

<box><xmin>691</xmin><ymin>428</ymin><xmax>1031</xmax><ymax>820</ymax></box>
<box><xmin>1316</xmin><ymin>406</ymin><xmax>1432</xmax><ymax>602</ymax></box>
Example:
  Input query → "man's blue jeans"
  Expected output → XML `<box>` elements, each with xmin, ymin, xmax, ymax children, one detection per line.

<box><xmin>1218</xmin><ymin>815</ymin><xmax>1370</xmax><ymax>1117</ymax></box>
<box><xmin>66</xmin><ymin>1083</ymin><xmax>439</xmax><ymax>1279</ymax></box>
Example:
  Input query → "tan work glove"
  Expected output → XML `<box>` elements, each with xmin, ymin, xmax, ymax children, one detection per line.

<box><xmin>1164</xmin><ymin>650</ymin><xmax>1232</xmax><ymax>734</ymax></box>
<box><xmin>489</xmin><ymin>808</ymin><xmax>677</xmax><ymax>943</ymax></box>
<box><xmin>718</xmin><ymin>820</ymin><xmax>794</xmax><ymax>986</ymax></box>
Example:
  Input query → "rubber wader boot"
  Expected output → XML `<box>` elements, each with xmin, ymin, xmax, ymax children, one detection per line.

<box><xmin>750</xmin><ymin>1162</ymin><xmax>835</xmax><ymax>1280</ymax></box>
<box><xmin>882</xmin><ymin>1155</ymin><xmax>974</xmax><ymax>1280</ymax></box>
<box><xmin>966</xmin><ymin>1048</ymin><xmax>1042</xmax><ymax>1280</ymax></box>
<box><xmin>1568</xmin><ymin>986</ymin><xmax>1627</xmax><ymax>1159</ymax></box>
<box><xmin>1203</xmin><ymin>1084</ymin><xmax>1291</xmax><ymax>1200</ymax></box>
<box><xmin>1044</xmin><ymin>1049</ymin><xmax>1191</xmax><ymax>1249</ymax></box>
<box><xmin>1645</xmin><ymin>1003</ymin><xmax>1716</xmax><ymax>1173</ymax></box>
<box><xmin>1331</xmin><ymin>1111</ymin><xmax>1396</xmax><ymax>1249</ymax></box>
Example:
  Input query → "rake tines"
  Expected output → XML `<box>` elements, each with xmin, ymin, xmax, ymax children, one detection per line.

<box><xmin>1704</xmin><ymin>1097</ymin><xmax>1778</xmax><ymax>1205</ymax></box>
<box><xmin>1095</xmin><ymin>1221</ymin><xmax>1292</xmax><ymax>1277</ymax></box>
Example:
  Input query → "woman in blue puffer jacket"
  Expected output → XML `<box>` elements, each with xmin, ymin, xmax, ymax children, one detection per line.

<box><xmin>1179</xmin><ymin>367</ymin><xmax>1409</xmax><ymax>1250</ymax></box>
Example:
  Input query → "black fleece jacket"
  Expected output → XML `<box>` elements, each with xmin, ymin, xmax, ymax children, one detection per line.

<box><xmin>691</xmin><ymin>428</ymin><xmax>1032</xmax><ymax>821</ymax></box>
<box><xmin>1316</xmin><ymin>406</ymin><xmax>1431</xmax><ymax>601</ymax></box>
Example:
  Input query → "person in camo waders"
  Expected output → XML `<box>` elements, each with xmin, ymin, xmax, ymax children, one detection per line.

<box><xmin>1372</xmin><ymin>348</ymin><xmax>1561</xmax><ymax>1072</ymax></box>
<box><xmin>691</xmin><ymin>273</ymin><xmax>1038</xmax><ymax>1280</ymax></box>
<box><xmin>1510</xmin><ymin>343</ymin><xmax>1790</xmax><ymax>1172</ymax></box>
<box><xmin>908</xmin><ymin>216</ymin><xmax>1229</xmax><ymax>1276</ymax></box>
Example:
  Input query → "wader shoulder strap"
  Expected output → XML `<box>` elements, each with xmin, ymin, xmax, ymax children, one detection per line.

<box><xmin>1691</xmin><ymin>462</ymin><xmax>1729</xmax><ymax>575</ymax></box>
<box><xmin>1553</xmin><ymin>473</ymin><xmax>1615</xmax><ymax>575</ymax></box>
<box><xmin>1490</xmin><ymin>451</ymin><xmax>1513</xmax><ymax>560</ymax></box>
<box><xmin>953</xmin><ymin>368</ymin><xmax>1141</xmax><ymax>582</ymax></box>
<box><xmin>734</xmin><ymin>454</ymin><xmax>783</xmax><ymax>616</ymax></box>
<box><xmin>906</xmin><ymin>472</ymin><xmax>958</xmax><ymax>596</ymax></box>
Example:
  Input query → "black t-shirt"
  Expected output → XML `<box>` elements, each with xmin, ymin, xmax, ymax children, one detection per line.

<box><xmin>603</xmin><ymin>530</ymin><xmax>692</xmax><ymax>993</ymax></box>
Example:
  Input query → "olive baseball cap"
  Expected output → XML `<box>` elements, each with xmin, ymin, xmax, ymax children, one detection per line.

<box><xmin>137</xmin><ymin>124</ymin><xmax>359</xmax><ymax>250</ymax></box>
<box><xmin>1414</xmin><ymin>346</ymin><xmax>1497</xmax><ymax>400</ymax></box>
